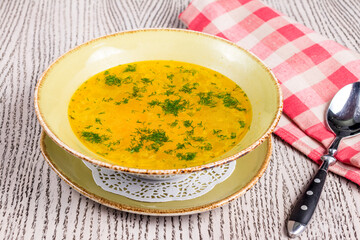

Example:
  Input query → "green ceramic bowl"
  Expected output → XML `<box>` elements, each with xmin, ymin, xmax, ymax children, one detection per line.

<box><xmin>34</xmin><ymin>29</ymin><xmax>282</xmax><ymax>177</ymax></box>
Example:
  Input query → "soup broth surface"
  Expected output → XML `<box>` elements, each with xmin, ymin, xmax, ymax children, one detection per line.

<box><xmin>68</xmin><ymin>60</ymin><xmax>251</xmax><ymax>169</ymax></box>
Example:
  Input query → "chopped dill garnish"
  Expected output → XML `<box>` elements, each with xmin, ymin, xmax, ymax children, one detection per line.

<box><xmin>197</xmin><ymin>121</ymin><xmax>203</xmax><ymax>127</ymax></box>
<box><xmin>85</xmin><ymin>125</ymin><xmax>92</xmax><ymax>129</ymax></box>
<box><xmin>126</xmin><ymin>143</ymin><xmax>142</xmax><ymax>153</ymax></box>
<box><xmin>169</xmin><ymin>120</ymin><xmax>178</xmax><ymax>127</ymax></box>
<box><xmin>197</xmin><ymin>92</ymin><xmax>217</xmax><ymax>107</ymax></box>
<box><xmin>231</xmin><ymin>132</ymin><xmax>237</xmax><ymax>139</ymax></box>
<box><xmin>183</xmin><ymin>120</ymin><xmax>193</xmax><ymax>128</ymax></box>
<box><xmin>164</xmin><ymin>65</ymin><xmax>170</xmax><ymax>68</ymax></box>
<box><xmin>238</xmin><ymin>120</ymin><xmax>246</xmax><ymax>128</ymax></box>
<box><xmin>217</xmin><ymin>134</ymin><xmax>227</xmax><ymax>140</ymax></box>
<box><xmin>131</xmin><ymin>86</ymin><xmax>147</xmax><ymax>98</ymax></box>
<box><xmin>141</xmin><ymin>78</ymin><xmax>153</xmax><ymax>85</ymax></box>
<box><xmin>176</xmin><ymin>152</ymin><xmax>197</xmax><ymax>161</ymax></box>
<box><xmin>192</xmin><ymin>136</ymin><xmax>205</xmax><ymax>142</ymax></box>
<box><xmin>106</xmin><ymin>128</ymin><xmax>112</xmax><ymax>133</ymax></box>
<box><xmin>115</xmin><ymin>98</ymin><xmax>129</xmax><ymax>105</ymax></box>
<box><xmin>186</xmin><ymin>129</ymin><xmax>194</xmax><ymax>136</ymax></box>
<box><xmin>164</xmin><ymin>149</ymin><xmax>173</xmax><ymax>154</ymax></box>
<box><xmin>123</xmin><ymin>76</ymin><xmax>133</xmax><ymax>84</ymax></box>
<box><xmin>161</xmin><ymin>98</ymin><xmax>189</xmax><ymax>116</ymax></box>
<box><xmin>69</xmin><ymin>115</ymin><xmax>75</xmax><ymax>120</ymax></box>
<box><xmin>98</xmin><ymin>112</ymin><xmax>105</xmax><ymax>114</ymax></box>
<box><xmin>95</xmin><ymin>118</ymin><xmax>102</xmax><ymax>125</ymax></box>
<box><xmin>81</xmin><ymin>131</ymin><xmax>108</xmax><ymax>144</ymax></box>
<box><xmin>127</xmin><ymin>128</ymin><xmax>170</xmax><ymax>153</ymax></box>
<box><xmin>163</xmin><ymin>90</ymin><xmax>175</xmax><ymax>96</ymax></box>
<box><xmin>213</xmin><ymin>129</ymin><xmax>222</xmax><ymax>135</ymax></box>
<box><xmin>180</xmin><ymin>68</ymin><xmax>198</xmax><ymax>76</ymax></box>
<box><xmin>167</xmin><ymin>74</ymin><xmax>174</xmax><ymax>80</ymax></box>
<box><xmin>222</xmin><ymin>93</ymin><xmax>246</xmax><ymax>111</ymax></box>
<box><xmin>176</xmin><ymin>143</ymin><xmax>186</xmax><ymax>149</ymax></box>
<box><xmin>203</xmin><ymin>143</ymin><xmax>212</xmax><ymax>151</ymax></box>
<box><xmin>179</xmin><ymin>82</ymin><xmax>199</xmax><ymax>94</ymax></box>
<box><xmin>198</xmin><ymin>142</ymin><xmax>212</xmax><ymax>151</ymax></box>
<box><xmin>123</xmin><ymin>64</ymin><xmax>136</xmax><ymax>72</ymax></box>
<box><xmin>102</xmin><ymin>97</ymin><xmax>113</xmax><ymax>102</ymax></box>
<box><xmin>148</xmin><ymin>100</ymin><xmax>161</xmax><ymax>107</ymax></box>
<box><xmin>104</xmin><ymin>71</ymin><xmax>109</xmax><ymax>75</ymax></box>
<box><xmin>105</xmin><ymin>75</ymin><xmax>121</xmax><ymax>86</ymax></box>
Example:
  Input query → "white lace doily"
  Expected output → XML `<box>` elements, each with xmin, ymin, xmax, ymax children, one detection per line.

<box><xmin>83</xmin><ymin>161</ymin><xmax>236</xmax><ymax>202</ymax></box>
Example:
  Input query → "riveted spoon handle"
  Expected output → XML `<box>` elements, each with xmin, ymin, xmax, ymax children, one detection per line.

<box><xmin>287</xmin><ymin>162</ymin><xmax>328</xmax><ymax>237</ymax></box>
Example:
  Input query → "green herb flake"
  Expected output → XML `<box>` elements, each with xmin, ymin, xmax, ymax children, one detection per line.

<box><xmin>204</xmin><ymin>143</ymin><xmax>212</xmax><ymax>151</ymax></box>
<box><xmin>213</xmin><ymin>129</ymin><xmax>222</xmax><ymax>135</ymax></box>
<box><xmin>115</xmin><ymin>97</ymin><xmax>129</xmax><ymax>105</ymax></box>
<box><xmin>123</xmin><ymin>76</ymin><xmax>133</xmax><ymax>84</ymax></box>
<box><xmin>148</xmin><ymin>100</ymin><xmax>161</xmax><ymax>107</ymax></box>
<box><xmin>197</xmin><ymin>92</ymin><xmax>217</xmax><ymax>107</ymax></box>
<box><xmin>238</xmin><ymin>121</ymin><xmax>246</xmax><ymax>128</ymax></box>
<box><xmin>164</xmin><ymin>149</ymin><xmax>173</xmax><ymax>154</ymax></box>
<box><xmin>69</xmin><ymin>115</ymin><xmax>75</xmax><ymax>120</ymax></box>
<box><xmin>95</xmin><ymin>118</ymin><xmax>102</xmax><ymax>125</ymax></box>
<box><xmin>167</xmin><ymin>74</ymin><xmax>174</xmax><ymax>80</ymax></box>
<box><xmin>179</xmin><ymin>82</ymin><xmax>199</xmax><ymax>94</ymax></box>
<box><xmin>176</xmin><ymin>143</ymin><xmax>186</xmax><ymax>149</ymax></box>
<box><xmin>192</xmin><ymin>136</ymin><xmax>205</xmax><ymax>142</ymax></box>
<box><xmin>176</xmin><ymin>152</ymin><xmax>197</xmax><ymax>161</ymax></box>
<box><xmin>222</xmin><ymin>93</ymin><xmax>246</xmax><ymax>111</ymax></box>
<box><xmin>102</xmin><ymin>97</ymin><xmax>113</xmax><ymax>102</ymax></box>
<box><xmin>105</xmin><ymin>75</ymin><xmax>122</xmax><ymax>86</ymax></box>
<box><xmin>81</xmin><ymin>131</ymin><xmax>108</xmax><ymax>144</ymax></box>
<box><xmin>169</xmin><ymin>120</ymin><xmax>178</xmax><ymax>128</ymax></box>
<box><xmin>164</xmin><ymin>90</ymin><xmax>175</xmax><ymax>96</ymax></box>
<box><xmin>231</xmin><ymin>132</ymin><xmax>237</xmax><ymax>139</ymax></box>
<box><xmin>161</xmin><ymin>98</ymin><xmax>189</xmax><ymax>116</ymax></box>
<box><xmin>126</xmin><ymin>143</ymin><xmax>143</xmax><ymax>153</ymax></box>
<box><xmin>106</xmin><ymin>128</ymin><xmax>112</xmax><ymax>133</ymax></box>
<box><xmin>123</xmin><ymin>64</ymin><xmax>136</xmax><ymax>72</ymax></box>
<box><xmin>104</xmin><ymin>71</ymin><xmax>109</xmax><ymax>75</ymax></box>
<box><xmin>180</xmin><ymin>68</ymin><xmax>198</xmax><ymax>76</ymax></box>
<box><xmin>183</xmin><ymin>120</ymin><xmax>193</xmax><ymax>128</ymax></box>
<box><xmin>131</xmin><ymin>86</ymin><xmax>146</xmax><ymax>98</ymax></box>
<box><xmin>98</xmin><ymin>112</ymin><xmax>105</xmax><ymax>115</ymax></box>
<box><xmin>85</xmin><ymin>125</ymin><xmax>92</xmax><ymax>129</ymax></box>
<box><xmin>141</xmin><ymin>78</ymin><xmax>153</xmax><ymax>85</ymax></box>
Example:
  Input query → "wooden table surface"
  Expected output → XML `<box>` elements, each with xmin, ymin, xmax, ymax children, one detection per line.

<box><xmin>1</xmin><ymin>0</ymin><xmax>360</xmax><ymax>239</ymax></box>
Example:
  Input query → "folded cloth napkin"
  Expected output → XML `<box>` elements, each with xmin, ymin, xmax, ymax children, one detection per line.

<box><xmin>180</xmin><ymin>0</ymin><xmax>360</xmax><ymax>185</ymax></box>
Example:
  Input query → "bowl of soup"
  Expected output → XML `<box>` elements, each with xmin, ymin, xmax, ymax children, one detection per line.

<box><xmin>34</xmin><ymin>29</ymin><xmax>282</xmax><ymax>177</ymax></box>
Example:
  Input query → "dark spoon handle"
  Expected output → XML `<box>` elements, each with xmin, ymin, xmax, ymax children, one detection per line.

<box><xmin>287</xmin><ymin>156</ymin><xmax>334</xmax><ymax>237</ymax></box>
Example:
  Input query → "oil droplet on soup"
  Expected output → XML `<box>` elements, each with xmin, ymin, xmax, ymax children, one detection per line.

<box><xmin>68</xmin><ymin>60</ymin><xmax>252</xmax><ymax>169</ymax></box>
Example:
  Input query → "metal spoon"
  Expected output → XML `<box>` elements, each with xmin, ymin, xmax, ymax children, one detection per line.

<box><xmin>287</xmin><ymin>82</ymin><xmax>360</xmax><ymax>237</ymax></box>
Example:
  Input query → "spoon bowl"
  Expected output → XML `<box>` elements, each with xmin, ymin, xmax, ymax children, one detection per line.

<box><xmin>327</xmin><ymin>82</ymin><xmax>360</xmax><ymax>137</ymax></box>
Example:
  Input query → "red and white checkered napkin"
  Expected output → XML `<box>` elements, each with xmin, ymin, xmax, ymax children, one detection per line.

<box><xmin>180</xmin><ymin>0</ymin><xmax>360</xmax><ymax>185</ymax></box>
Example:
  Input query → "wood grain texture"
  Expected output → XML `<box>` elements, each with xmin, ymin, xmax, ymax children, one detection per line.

<box><xmin>0</xmin><ymin>0</ymin><xmax>359</xmax><ymax>239</ymax></box>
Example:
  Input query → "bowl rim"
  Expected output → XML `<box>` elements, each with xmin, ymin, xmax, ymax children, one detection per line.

<box><xmin>34</xmin><ymin>28</ymin><xmax>283</xmax><ymax>175</ymax></box>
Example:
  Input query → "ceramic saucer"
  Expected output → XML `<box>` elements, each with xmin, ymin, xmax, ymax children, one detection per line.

<box><xmin>40</xmin><ymin>131</ymin><xmax>272</xmax><ymax>216</ymax></box>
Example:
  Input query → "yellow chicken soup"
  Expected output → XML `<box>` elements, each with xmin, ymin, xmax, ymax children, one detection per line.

<box><xmin>68</xmin><ymin>61</ymin><xmax>251</xmax><ymax>169</ymax></box>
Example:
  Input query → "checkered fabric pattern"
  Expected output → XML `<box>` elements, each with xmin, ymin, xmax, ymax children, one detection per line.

<box><xmin>180</xmin><ymin>0</ymin><xmax>360</xmax><ymax>185</ymax></box>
